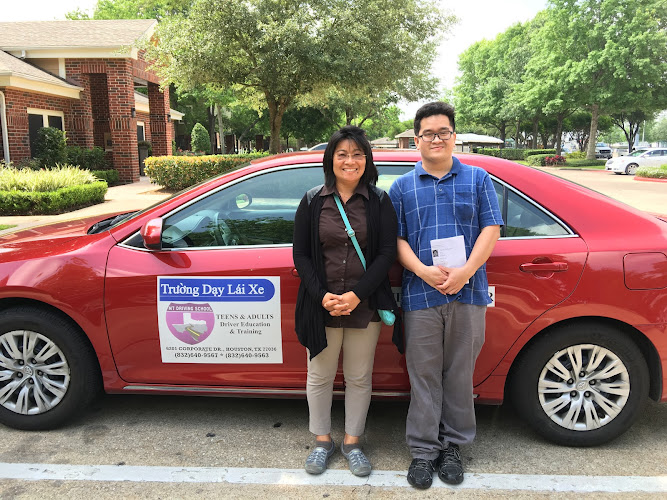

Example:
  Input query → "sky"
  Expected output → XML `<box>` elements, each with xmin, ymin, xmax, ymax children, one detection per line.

<box><xmin>2</xmin><ymin>0</ymin><xmax>549</xmax><ymax>120</ymax></box>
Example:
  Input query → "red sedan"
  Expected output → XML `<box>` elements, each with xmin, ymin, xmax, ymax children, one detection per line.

<box><xmin>1</xmin><ymin>150</ymin><xmax>665</xmax><ymax>447</ymax></box>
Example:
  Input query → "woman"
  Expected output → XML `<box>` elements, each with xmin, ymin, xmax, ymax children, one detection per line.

<box><xmin>293</xmin><ymin>126</ymin><xmax>401</xmax><ymax>477</ymax></box>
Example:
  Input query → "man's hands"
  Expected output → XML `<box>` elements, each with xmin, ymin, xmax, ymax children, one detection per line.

<box><xmin>322</xmin><ymin>291</ymin><xmax>361</xmax><ymax>316</ymax></box>
<box><xmin>416</xmin><ymin>264</ymin><xmax>473</xmax><ymax>296</ymax></box>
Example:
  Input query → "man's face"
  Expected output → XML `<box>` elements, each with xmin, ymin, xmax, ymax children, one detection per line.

<box><xmin>415</xmin><ymin>114</ymin><xmax>456</xmax><ymax>166</ymax></box>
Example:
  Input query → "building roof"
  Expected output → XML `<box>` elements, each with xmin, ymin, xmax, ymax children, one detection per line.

<box><xmin>395</xmin><ymin>129</ymin><xmax>415</xmax><ymax>138</ymax></box>
<box><xmin>0</xmin><ymin>20</ymin><xmax>157</xmax><ymax>51</ymax></box>
<box><xmin>0</xmin><ymin>50</ymin><xmax>82</xmax><ymax>98</ymax></box>
<box><xmin>456</xmin><ymin>133</ymin><xmax>503</xmax><ymax>145</ymax></box>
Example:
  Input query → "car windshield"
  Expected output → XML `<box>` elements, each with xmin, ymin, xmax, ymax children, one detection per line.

<box><xmin>628</xmin><ymin>150</ymin><xmax>648</xmax><ymax>157</ymax></box>
<box><xmin>107</xmin><ymin>162</ymin><xmax>253</xmax><ymax>230</ymax></box>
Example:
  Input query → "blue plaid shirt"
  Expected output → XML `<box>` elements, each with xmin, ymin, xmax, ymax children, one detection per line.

<box><xmin>388</xmin><ymin>157</ymin><xmax>503</xmax><ymax>311</ymax></box>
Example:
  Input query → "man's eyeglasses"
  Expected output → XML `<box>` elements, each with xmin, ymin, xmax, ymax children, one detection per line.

<box><xmin>335</xmin><ymin>153</ymin><xmax>366</xmax><ymax>162</ymax></box>
<box><xmin>419</xmin><ymin>130</ymin><xmax>453</xmax><ymax>142</ymax></box>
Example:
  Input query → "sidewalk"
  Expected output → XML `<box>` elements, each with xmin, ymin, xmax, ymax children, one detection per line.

<box><xmin>0</xmin><ymin>177</ymin><xmax>172</xmax><ymax>234</ymax></box>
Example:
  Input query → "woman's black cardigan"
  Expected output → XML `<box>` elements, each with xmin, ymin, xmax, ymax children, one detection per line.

<box><xmin>293</xmin><ymin>183</ymin><xmax>403</xmax><ymax>360</ymax></box>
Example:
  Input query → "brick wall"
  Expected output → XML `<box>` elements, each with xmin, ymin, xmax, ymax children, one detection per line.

<box><xmin>3</xmin><ymin>55</ymin><xmax>170</xmax><ymax>180</ymax></box>
<box><xmin>0</xmin><ymin>87</ymin><xmax>75</xmax><ymax>162</ymax></box>
<box><xmin>148</xmin><ymin>83</ymin><xmax>172</xmax><ymax>157</ymax></box>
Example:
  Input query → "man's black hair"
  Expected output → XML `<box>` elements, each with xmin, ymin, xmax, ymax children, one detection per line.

<box><xmin>323</xmin><ymin>126</ymin><xmax>378</xmax><ymax>188</ymax></box>
<box><xmin>414</xmin><ymin>101</ymin><xmax>456</xmax><ymax>136</ymax></box>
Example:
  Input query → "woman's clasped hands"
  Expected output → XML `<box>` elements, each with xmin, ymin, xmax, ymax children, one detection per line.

<box><xmin>322</xmin><ymin>291</ymin><xmax>361</xmax><ymax>316</ymax></box>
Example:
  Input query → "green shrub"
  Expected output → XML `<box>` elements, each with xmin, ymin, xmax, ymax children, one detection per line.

<box><xmin>477</xmin><ymin>148</ymin><xmax>525</xmax><ymax>160</ymax></box>
<box><xmin>191</xmin><ymin>123</ymin><xmax>211</xmax><ymax>154</ymax></box>
<box><xmin>34</xmin><ymin>127</ymin><xmax>68</xmax><ymax>168</ymax></box>
<box><xmin>565</xmin><ymin>151</ymin><xmax>586</xmax><ymax>159</ymax></box>
<box><xmin>0</xmin><ymin>182</ymin><xmax>107</xmax><ymax>215</ymax></box>
<box><xmin>66</xmin><ymin>146</ymin><xmax>107</xmax><ymax>170</ymax></box>
<box><xmin>144</xmin><ymin>153</ymin><xmax>270</xmax><ymax>190</ymax></box>
<box><xmin>636</xmin><ymin>164</ymin><xmax>667</xmax><ymax>179</ymax></box>
<box><xmin>564</xmin><ymin>159</ymin><xmax>607</xmax><ymax>167</ymax></box>
<box><xmin>92</xmin><ymin>169</ymin><xmax>120</xmax><ymax>185</ymax></box>
<box><xmin>526</xmin><ymin>154</ymin><xmax>552</xmax><ymax>166</ymax></box>
<box><xmin>0</xmin><ymin>164</ymin><xmax>100</xmax><ymax>191</ymax></box>
<box><xmin>0</xmin><ymin>163</ymin><xmax>107</xmax><ymax>214</ymax></box>
<box><xmin>523</xmin><ymin>148</ymin><xmax>556</xmax><ymax>158</ymax></box>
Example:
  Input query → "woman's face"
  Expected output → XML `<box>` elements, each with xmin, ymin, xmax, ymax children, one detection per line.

<box><xmin>332</xmin><ymin>139</ymin><xmax>366</xmax><ymax>188</ymax></box>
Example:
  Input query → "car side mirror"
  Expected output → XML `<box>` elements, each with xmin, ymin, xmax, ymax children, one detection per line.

<box><xmin>140</xmin><ymin>218</ymin><xmax>163</xmax><ymax>250</ymax></box>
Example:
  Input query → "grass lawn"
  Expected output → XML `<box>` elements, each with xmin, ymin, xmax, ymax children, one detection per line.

<box><xmin>0</xmin><ymin>224</ymin><xmax>16</xmax><ymax>231</ymax></box>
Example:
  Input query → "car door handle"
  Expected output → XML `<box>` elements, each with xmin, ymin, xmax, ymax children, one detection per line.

<box><xmin>520</xmin><ymin>262</ymin><xmax>568</xmax><ymax>273</ymax></box>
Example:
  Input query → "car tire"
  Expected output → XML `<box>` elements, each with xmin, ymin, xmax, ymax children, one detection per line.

<box><xmin>510</xmin><ymin>323</ymin><xmax>649</xmax><ymax>446</ymax></box>
<box><xmin>625</xmin><ymin>163</ymin><xmax>638</xmax><ymax>175</ymax></box>
<box><xmin>0</xmin><ymin>307</ymin><xmax>101</xmax><ymax>430</ymax></box>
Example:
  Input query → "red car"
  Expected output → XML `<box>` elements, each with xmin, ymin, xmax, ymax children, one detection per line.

<box><xmin>1</xmin><ymin>151</ymin><xmax>665</xmax><ymax>447</ymax></box>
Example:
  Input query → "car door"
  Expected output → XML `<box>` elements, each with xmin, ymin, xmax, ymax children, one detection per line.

<box><xmin>475</xmin><ymin>178</ymin><xmax>588</xmax><ymax>385</ymax></box>
<box><xmin>646</xmin><ymin>149</ymin><xmax>667</xmax><ymax>167</ymax></box>
<box><xmin>104</xmin><ymin>165</ymin><xmax>325</xmax><ymax>388</ymax></box>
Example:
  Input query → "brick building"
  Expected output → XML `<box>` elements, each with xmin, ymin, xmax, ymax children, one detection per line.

<box><xmin>0</xmin><ymin>20</ymin><xmax>183</xmax><ymax>183</ymax></box>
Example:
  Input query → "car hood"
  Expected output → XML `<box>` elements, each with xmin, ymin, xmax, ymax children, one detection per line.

<box><xmin>0</xmin><ymin>214</ymin><xmax>119</xmax><ymax>248</ymax></box>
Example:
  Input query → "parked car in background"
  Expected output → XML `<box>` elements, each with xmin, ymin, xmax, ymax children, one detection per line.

<box><xmin>307</xmin><ymin>142</ymin><xmax>328</xmax><ymax>151</ymax></box>
<box><xmin>595</xmin><ymin>142</ymin><xmax>612</xmax><ymax>159</ymax></box>
<box><xmin>605</xmin><ymin>147</ymin><xmax>667</xmax><ymax>175</ymax></box>
<box><xmin>1</xmin><ymin>151</ymin><xmax>665</xmax><ymax>448</ymax></box>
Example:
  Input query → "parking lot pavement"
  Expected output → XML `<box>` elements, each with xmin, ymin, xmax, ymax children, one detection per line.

<box><xmin>541</xmin><ymin>167</ymin><xmax>667</xmax><ymax>215</ymax></box>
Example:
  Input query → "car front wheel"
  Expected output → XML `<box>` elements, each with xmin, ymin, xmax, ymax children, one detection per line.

<box><xmin>0</xmin><ymin>307</ymin><xmax>101</xmax><ymax>430</ymax></box>
<box><xmin>510</xmin><ymin>323</ymin><xmax>649</xmax><ymax>446</ymax></box>
<box><xmin>625</xmin><ymin>163</ymin><xmax>638</xmax><ymax>175</ymax></box>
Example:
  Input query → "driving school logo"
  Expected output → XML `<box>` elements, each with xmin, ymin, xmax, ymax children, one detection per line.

<box><xmin>166</xmin><ymin>303</ymin><xmax>214</xmax><ymax>345</ymax></box>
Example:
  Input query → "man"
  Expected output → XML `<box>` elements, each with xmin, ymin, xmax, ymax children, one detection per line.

<box><xmin>388</xmin><ymin>102</ymin><xmax>503</xmax><ymax>489</ymax></box>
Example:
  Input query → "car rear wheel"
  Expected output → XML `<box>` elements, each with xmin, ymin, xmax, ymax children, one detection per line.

<box><xmin>0</xmin><ymin>307</ymin><xmax>101</xmax><ymax>430</ymax></box>
<box><xmin>510</xmin><ymin>323</ymin><xmax>648</xmax><ymax>446</ymax></box>
<box><xmin>625</xmin><ymin>163</ymin><xmax>638</xmax><ymax>175</ymax></box>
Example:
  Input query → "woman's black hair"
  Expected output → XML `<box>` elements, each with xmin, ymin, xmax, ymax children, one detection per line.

<box><xmin>322</xmin><ymin>126</ymin><xmax>378</xmax><ymax>188</ymax></box>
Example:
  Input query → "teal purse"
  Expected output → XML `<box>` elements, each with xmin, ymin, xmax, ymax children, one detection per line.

<box><xmin>333</xmin><ymin>194</ymin><xmax>396</xmax><ymax>326</ymax></box>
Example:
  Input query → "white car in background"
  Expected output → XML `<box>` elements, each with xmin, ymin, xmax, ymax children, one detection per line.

<box><xmin>605</xmin><ymin>148</ymin><xmax>667</xmax><ymax>175</ymax></box>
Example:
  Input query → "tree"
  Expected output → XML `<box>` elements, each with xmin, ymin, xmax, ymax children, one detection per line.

<box><xmin>610</xmin><ymin>110</ymin><xmax>658</xmax><ymax>152</ymax></box>
<box><xmin>146</xmin><ymin>0</ymin><xmax>451</xmax><ymax>154</ymax></box>
<box><xmin>281</xmin><ymin>106</ymin><xmax>337</xmax><ymax>148</ymax></box>
<box><xmin>454</xmin><ymin>21</ymin><xmax>533</xmax><ymax>146</ymax></box>
<box><xmin>190</xmin><ymin>123</ymin><xmax>211</xmax><ymax>153</ymax></box>
<box><xmin>540</xmin><ymin>0</ymin><xmax>667</xmax><ymax>159</ymax></box>
<box><xmin>67</xmin><ymin>0</ymin><xmax>191</xmax><ymax>20</ymax></box>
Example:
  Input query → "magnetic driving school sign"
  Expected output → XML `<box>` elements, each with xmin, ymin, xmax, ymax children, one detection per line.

<box><xmin>157</xmin><ymin>276</ymin><xmax>282</xmax><ymax>363</ymax></box>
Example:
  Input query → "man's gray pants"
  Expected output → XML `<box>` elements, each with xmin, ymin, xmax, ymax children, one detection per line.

<box><xmin>404</xmin><ymin>301</ymin><xmax>486</xmax><ymax>460</ymax></box>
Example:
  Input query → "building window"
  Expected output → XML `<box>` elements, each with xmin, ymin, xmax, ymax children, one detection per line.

<box><xmin>27</xmin><ymin>108</ymin><xmax>65</xmax><ymax>156</ymax></box>
<box><xmin>137</xmin><ymin>122</ymin><xmax>145</xmax><ymax>142</ymax></box>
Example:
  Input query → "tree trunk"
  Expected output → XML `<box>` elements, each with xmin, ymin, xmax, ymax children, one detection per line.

<box><xmin>555</xmin><ymin>114</ymin><xmax>564</xmax><ymax>156</ymax></box>
<box><xmin>498</xmin><ymin>121</ymin><xmax>507</xmax><ymax>148</ymax></box>
<box><xmin>586</xmin><ymin>104</ymin><xmax>599</xmax><ymax>160</ymax></box>
<box><xmin>266</xmin><ymin>94</ymin><xmax>289</xmax><ymax>154</ymax></box>
<box><xmin>215</xmin><ymin>104</ymin><xmax>226</xmax><ymax>154</ymax></box>
<box><xmin>532</xmin><ymin>116</ymin><xmax>539</xmax><ymax>149</ymax></box>
<box><xmin>345</xmin><ymin>107</ymin><xmax>353</xmax><ymax>126</ymax></box>
<box><xmin>208</xmin><ymin>105</ymin><xmax>217</xmax><ymax>154</ymax></box>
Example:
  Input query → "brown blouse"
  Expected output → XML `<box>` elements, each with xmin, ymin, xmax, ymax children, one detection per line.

<box><xmin>319</xmin><ymin>183</ymin><xmax>380</xmax><ymax>328</ymax></box>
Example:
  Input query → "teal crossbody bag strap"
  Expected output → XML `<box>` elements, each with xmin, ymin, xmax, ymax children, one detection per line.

<box><xmin>333</xmin><ymin>194</ymin><xmax>366</xmax><ymax>269</ymax></box>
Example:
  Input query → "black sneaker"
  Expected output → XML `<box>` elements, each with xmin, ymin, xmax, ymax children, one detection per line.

<box><xmin>407</xmin><ymin>458</ymin><xmax>436</xmax><ymax>489</ymax></box>
<box><xmin>437</xmin><ymin>444</ymin><xmax>464</xmax><ymax>484</ymax></box>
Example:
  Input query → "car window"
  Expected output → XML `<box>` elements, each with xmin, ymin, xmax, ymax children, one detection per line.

<box><xmin>628</xmin><ymin>149</ymin><xmax>648</xmax><ymax>157</ymax></box>
<box><xmin>156</xmin><ymin>164</ymin><xmax>415</xmax><ymax>249</ymax></box>
<box><xmin>161</xmin><ymin>166</ymin><xmax>325</xmax><ymax>248</ymax></box>
<box><xmin>493</xmin><ymin>179</ymin><xmax>569</xmax><ymax>238</ymax></box>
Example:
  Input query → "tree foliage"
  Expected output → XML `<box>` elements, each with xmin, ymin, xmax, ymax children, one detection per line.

<box><xmin>146</xmin><ymin>0</ymin><xmax>452</xmax><ymax>153</ymax></box>
<box><xmin>67</xmin><ymin>0</ymin><xmax>190</xmax><ymax>20</ymax></box>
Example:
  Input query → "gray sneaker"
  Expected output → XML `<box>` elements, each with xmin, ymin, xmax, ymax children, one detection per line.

<box><xmin>305</xmin><ymin>440</ymin><xmax>335</xmax><ymax>475</ymax></box>
<box><xmin>341</xmin><ymin>444</ymin><xmax>372</xmax><ymax>477</ymax></box>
